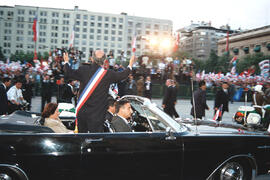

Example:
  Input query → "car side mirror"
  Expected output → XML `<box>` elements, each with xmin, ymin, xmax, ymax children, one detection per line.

<box><xmin>165</xmin><ymin>127</ymin><xmax>176</xmax><ymax>140</ymax></box>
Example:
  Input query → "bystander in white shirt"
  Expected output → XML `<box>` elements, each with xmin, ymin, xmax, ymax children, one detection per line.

<box><xmin>7</xmin><ymin>85</ymin><xmax>23</xmax><ymax>104</ymax></box>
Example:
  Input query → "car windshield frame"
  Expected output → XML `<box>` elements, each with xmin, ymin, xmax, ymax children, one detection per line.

<box><xmin>123</xmin><ymin>96</ymin><xmax>187</xmax><ymax>133</ymax></box>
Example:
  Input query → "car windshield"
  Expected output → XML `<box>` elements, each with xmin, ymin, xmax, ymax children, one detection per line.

<box><xmin>128</xmin><ymin>97</ymin><xmax>186</xmax><ymax>132</ymax></box>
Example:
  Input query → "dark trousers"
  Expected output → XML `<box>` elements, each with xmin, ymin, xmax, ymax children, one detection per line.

<box><xmin>41</xmin><ymin>95</ymin><xmax>51</xmax><ymax>112</ymax></box>
<box><xmin>164</xmin><ymin>105</ymin><xmax>174</xmax><ymax>118</ymax></box>
<box><xmin>172</xmin><ymin>106</ymin><xmax>179</xmax><ymax>118</ymax></box>
<box><xmin>25</xmin><ymin>96</ymin><xmax>32</xmax><ymax>111</ymax></box>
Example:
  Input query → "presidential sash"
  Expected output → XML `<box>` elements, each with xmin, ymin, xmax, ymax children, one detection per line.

<box><xmin>74</xmin><ymin>67</ymin><xmax>107</xmax><ymax>132</ymax></box>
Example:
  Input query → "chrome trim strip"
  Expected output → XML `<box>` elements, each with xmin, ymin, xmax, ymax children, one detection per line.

<box><xmin>0</xmin><ymin>164</ymin><xmax>29</xmax><ymax>180</ymax></box>
<box><xmin>257</xmin><ymin>145</ymin><xmax>270</xmax><ymax>149</ymax></box>
<box><xmin>206</xmin><ymin>154</ymin><xmax>257</xmax><ymax>180</ymax></box>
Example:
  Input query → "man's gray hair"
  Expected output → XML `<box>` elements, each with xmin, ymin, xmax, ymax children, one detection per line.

<box><xmin>92</xmin><ymin>51</ymin><xmax>106</xmax><ymax>66</ymax></box>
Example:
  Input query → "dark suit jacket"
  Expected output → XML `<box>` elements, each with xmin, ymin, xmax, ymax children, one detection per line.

<box><xmin>144</xmin><ymin>82</ymin><xmax>152</xmax><ymax>99</ymax></box>
<box><xmin>0</xmin><ymin>83</ymin><xmax>8</xmax><ymax>115</ymax></box>
<box><xmin>191</xmin><ymin>88</ymin><xmax>209</xmax><ymax>118</ymax></box>
<box><xmin>105</xmin><ymin>111</ymin><xmax>113</xmax><ymax>122</ymax></box>
<box><xmin>162</xmin><ymin>86</ymin><xmax>174</xmax><ymax>107</ymax></box>
<box><xmin>111</xmin><ymin>115</ymin><xmax>132</xmax><ymax>132</ymax></box>
<box><xmin>64</xmin><ymin>63</ymin><xmax>130</xmax><ymax>133</ymax></box>
<box><xmin>171</xmin><ymin>86</ymin><xmax>177</xmax><ymax>103</ymax></box>
<box><xmin>61</xmin><ymin>84</ymin><xmax>74</xmax><ymax>103</ymax></box>
<box><xmin>214</xmin><ymin>89</ymin><xmax>229</xmax><ymax>112</ymax></box>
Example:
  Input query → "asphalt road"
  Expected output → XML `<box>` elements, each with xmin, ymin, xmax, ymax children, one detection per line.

<box><xmin>30</xmin><ymin>96</ymin><xmax>269</xmax><ymax>179</ymax></box>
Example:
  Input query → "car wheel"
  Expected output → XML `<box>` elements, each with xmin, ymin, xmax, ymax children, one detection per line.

<box><xmin>210</xmin><ymin>160</ymin><xmax>252</xmax><ymax>180</ymax></box>
<box><xmin>0</xmin><ymin>167</ymin><xmax>20</xmax><ymax>180</ymax></box>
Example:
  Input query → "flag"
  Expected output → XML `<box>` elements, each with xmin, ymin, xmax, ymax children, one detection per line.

<box><xmin>69</xmin><ymin>26</ymin><xmax>75</xmax><ymax>48</ymax></box>
<box><xmin>231</xmin><ymin>66</ymin><xmax>236</xmax><ymax>74</ymax></box>
<box><xmin>173</xmin><ymin>32</ymin><xmax>180</xmax><ymax>52</ymax></box>
<box><xmin>131</xmin><ymin>34</ymin><xmax>136</xmax><ymax>53</ymax></box>
<box><xmin>213</xmin><ymin>105</ymin><xmax>223</xmax><ymax>121</ymax></box>
<box><xmin>32</xmin><ymin>16</ymin><xmax>38</xmax><ymax>42</ymax></box>
<box><xmin>225</xmin><ymin>31</ymin><xmax>229</xmax><ymax>52</ymax></box>
<box><xmin>34</xmin><ymin>49</ymin><xmax>38</xmax><ymax>60</ymax></box>
<box><xmin>230</xmin><ymin>56</ymin><xmax>237</xmax><ymax>64</ymax></box>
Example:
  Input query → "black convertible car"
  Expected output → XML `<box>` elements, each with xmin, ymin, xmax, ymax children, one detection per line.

<box><xmin>0</xmin><ymin>95</ymin><xmax>270</xmax><ymax>180</ymax></box>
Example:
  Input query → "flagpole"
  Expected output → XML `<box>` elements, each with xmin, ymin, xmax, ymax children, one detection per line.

<box><xmin>190</xmin><ymin>67</ymin><xmax>198</xmax><ymax>135</ymax></box>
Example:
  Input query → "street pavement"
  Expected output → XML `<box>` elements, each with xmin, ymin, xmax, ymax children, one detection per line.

<box><xmin>30</xmin><ymin>96</ymin><xmax>269</xmax><ymax>179</ymax></box>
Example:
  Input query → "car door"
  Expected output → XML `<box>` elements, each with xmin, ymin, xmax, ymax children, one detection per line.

<box><xmin>1</xmin><ymin>133</ymin><xmax>82</xmax><ymax>180</ymax></box>
<box><xmin>80</xmin><ymin>132</ymin><xmax>138</xmax><ymax>179</ymax></box>
<box><xmin>128</xmin><ymin>98</ymin><xmax>183</xmax><ymax>179</ymax></box>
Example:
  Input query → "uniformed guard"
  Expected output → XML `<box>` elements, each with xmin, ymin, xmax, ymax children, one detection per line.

<box><xmin>64</xmin><ymin>50</ymin><xmax>135</xmax><ymax>133</ymax></box>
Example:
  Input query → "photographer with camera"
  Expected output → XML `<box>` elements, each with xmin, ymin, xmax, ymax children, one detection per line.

<box><xmin>7</xmin><ymin>79</ymin><xmax>28</xmax><ymax>114</ymax></box>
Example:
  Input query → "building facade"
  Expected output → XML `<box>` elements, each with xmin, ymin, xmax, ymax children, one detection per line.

<box><xmin>218</xmin><ymin>25</ymin><xmax>270</xmax><ymax>59</ymax></box>
<box><xmin>177</xmin><ymin>22</ymin><xmax>234</xmax><ymax>60</ymax></box>
<box><xmin>0</xmin><ymin>5</ymin><xmax>173</xmax><ymax>60</ymax></box>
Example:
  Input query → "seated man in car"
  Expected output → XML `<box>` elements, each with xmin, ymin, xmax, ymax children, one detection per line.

<box><xmin>111</xmin><ymin>99</ymin><xmax>133</xmax><ymax>132</ymax></box>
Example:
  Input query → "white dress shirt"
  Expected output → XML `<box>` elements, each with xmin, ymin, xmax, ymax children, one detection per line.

<box><xmin>7</xmin><ymin>85</ymin><xmax>23</xmax><ymax>104</ymax></box>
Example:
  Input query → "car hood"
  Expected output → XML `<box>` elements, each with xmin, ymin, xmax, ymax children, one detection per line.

<box><xmin>175</xmin><ymin>118</ymin><xmax>268</xmax><ymax>135</ymax></box>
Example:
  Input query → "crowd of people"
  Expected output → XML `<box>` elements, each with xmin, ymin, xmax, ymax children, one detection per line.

<box><xmin>1</xmin><ymin>48</ymin><xmax>270</xmax><ymax>133</ymax></box>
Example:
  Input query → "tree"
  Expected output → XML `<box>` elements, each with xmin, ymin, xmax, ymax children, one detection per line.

<box><xmin>236</xmin><ymin>53</ymin><xmax>270</xmax><ymax>74</ymax></box>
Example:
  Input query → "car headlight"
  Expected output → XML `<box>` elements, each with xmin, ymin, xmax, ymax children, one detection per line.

<box><xmin>246</xmin><ymin>113</ymin><xmax>261</xmax><ymax>125</ymax></box>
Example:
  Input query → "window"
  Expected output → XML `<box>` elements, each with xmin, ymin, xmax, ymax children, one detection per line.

<box><xmin>119</xmin><ymin>24</ymin><xmax>123</xmax><ymax>29</ymax></box>
<box><xmin>119</xmin><ymin>18</ymin><xmax>123</xmax><ymax>23</ymax></box>
<box><xmin>154</xmin><ymin>24</ymin><xmax>159</xmax><ymax>30</ymax></box>
<box><xmin>17</xmin><ymin>23</ymin><xmax>24</xmax><ymax>28</ymax></box>
<box><xmin>90</xmin><ymin>35</ymin><xmax>94</xmax><ymax>40</ymax></box>
<box><xmin>104</xmin><ymin>42</ymin><xmax>108</xmax><ymax>47</ymax></box>
<box><xmin>128</xmin><ymin>29</ymin><xmax>132</xmax><ymax>34</ymax></box>
<box><xmin>82</xmin><ymin>34</ymin><xmax>87</xmax><ymax>39</ymax></box>
<box><xmin>136</xmin><ymin>23</ymin><xmax>142</xmax><ymax>28</ymax></box>
<box><xmin>90</xmin><ymin>22</ymin><xmax>95</xmax><ymax>27</ymax></box>
<box><xmin>118</xmin><ymin>31</ymin><xmax>123</xmax><ymax>35</ymax></box>
<box><xmin>18</xmin><ymin>9</ymin><xmax>25</xmax><ymax>15</ymax></box>
<box><xmin>75</xmin><ymin>27</ymin><xmax>80</xmax><ymax>32</ymax></box>
<box><xmin>97</xmin><ymin>29</ymin><xmax>102</xmax><ymax>34</ymax></box>
<box><xmin>97</xmin><ymin>35</ymin><xmax>101</xmax><ymax>40</ymax></box>
<box><xmin>104</xmin><ymin>36</ymin><xmax>108</xmax><ymax>41</ymax></box>
<box><xmin>104</xmin><ymin>30</ymin><xmax>108</xmax><ymax>34</ymax></box>
<box><xmin>111</xmin><ymin>37</ymin><xmax>115</xmax><ymax>41</ymax></box>
<box><xmin>118</xmin><ymin>37</ymin><xmax>122</xmax><ymax>41</ymax></box>
<box><xmin>76</xmin><ymin>14</ymin><xmax>81</xmax><ymax>19</ymax></box>
<box><xmin>89</xmin><ymin>41</ymin><xmax>94</xmax><ymax>46</ymax></box>
<box><xmin>105</xmin><ymin>23</ymin><xmax>109</xmax><ymax>28</ymax></box>
<box><xmin>128</xmin><ymin>21</ymin><xmax>133</xmax><ymax>27</ymax></box>
<box><xmin>98</xmin><ymin>16</ymin><xmax>102</xmax><ymax>21</ymax></box>
<box><xmin>76</xmin><ymin>21</ymin><xmax>80</xmax><ymax>25</ymax></box>
<box><xmin>90</xmin><ymin>15</ymin><xmax>95</xmax><ymax>20</ymax></box>
<box><xmin>105</xmin><ymin>17</ymin><xmax>109</xmax><ymax>21</ymax></box>
<box><xmin>52</xmin><ymin>12</ymin><xmax>59</xmax><ymax>17</ymax></box>
<box><xmin>98</xmin><ymin>23</ymin><xmax>102</xmax><ymax>27</ymax></box>
<box><xmin>90</xmin><ymin>29</ymin><xmax>95</xmax><ymax>33</ymax></box>
<box><xmin>63</xmin><ymin>13</ymin><xmax>70</xmax><ymax>18</ymax></box>
<box><xmin>17</xmin><ymin>16</ymin><xmax>24</xmax><ymax>22</ymax></box>
<box><xmin>112</xmin><ymin>17</ymin><xmax>116</xmax><ymax>22</ymax></box>
<box><xmin>40</xmin><ymin>11</ymin><xmax>47</xmax><ymax>16</ymax></box>
<box><xmin>83</xmin><ymin>22</ymin><xmax>87</xmax><ymax>26</ymax></box>
<box><xmin>83</xmin><ymin>28</ymin><xmax>87</xmax><ymax>33</ymax></box>
<box><xmin>111</xmin><ymin>30</ymin><xmax>116</xmax><ymax>35</ymax></box>
<box><xmin>75</xmin><ymin>34</ymin><xmax>80</xmax><ymax>38</ymax></box>
<box><xmin>83</xmin><ymin>15</ymin><xmax>88</xmax><ymax>20</ymax></box>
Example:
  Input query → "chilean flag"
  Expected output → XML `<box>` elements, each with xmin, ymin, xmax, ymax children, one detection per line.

<box><xmin>69</xmin><ymin>26</ymin><xmax>75</xmax><ymax>48</ymax></box>
<box><xmin>173</xmin><ymin>32</ymin><xmax>180</xmax><ymax>52</ymax></box>
<box><xmin>132</xmin><ymin>34</ymin><xmax>136</xmax><ymax>53</ymax></box>
<box><xmin>32</xmin><ymin>16</ymin><xmax>38</xmax><ymax>42</ymax></box>
<box><xmin>213</xmin><ymin>105</ymin><xmax>223</xmax><ymax>121</ymax></box>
